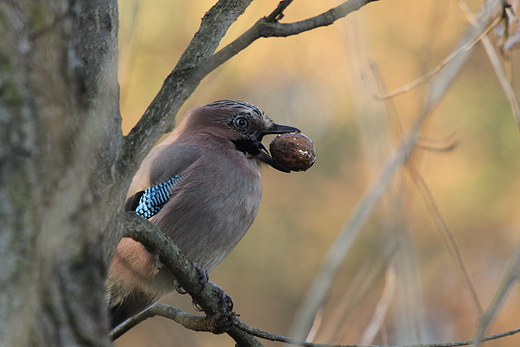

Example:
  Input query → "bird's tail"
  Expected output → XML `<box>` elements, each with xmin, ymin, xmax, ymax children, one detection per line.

<box><xmin>109</xmin><ymin>290</ymin><xmax>158</xmax><ymax>330</ymax></box>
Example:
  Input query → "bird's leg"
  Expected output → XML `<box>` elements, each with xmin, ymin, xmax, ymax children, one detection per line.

<box><xmin>174</xmin><ymin>262</ymin><xmax>209</xmax><ymax>295</ymax></box>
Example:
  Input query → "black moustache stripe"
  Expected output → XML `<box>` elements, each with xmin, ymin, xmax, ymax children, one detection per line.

<box><xmin>232</xmin><ymin>138</ymin><xmax>261</xmax><ymax>156</ymax></box>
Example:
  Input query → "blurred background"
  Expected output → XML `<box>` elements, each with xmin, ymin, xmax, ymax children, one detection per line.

<box><xmin>116</xmin><ymin>0</ymin><xmax>520</xmax><ymax>346</ymax></box>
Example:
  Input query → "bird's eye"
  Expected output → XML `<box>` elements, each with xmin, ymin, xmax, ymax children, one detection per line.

<box><xmin>234</xmin><ymin>116</ymin><xmax>249</xmax><ymax>129</ymax></box>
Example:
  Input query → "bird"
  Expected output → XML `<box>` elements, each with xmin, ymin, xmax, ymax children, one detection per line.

<box><xmin>106</xmin><ymin>100</ymin><xmax>300</xmax><ymax>329</ymax></box>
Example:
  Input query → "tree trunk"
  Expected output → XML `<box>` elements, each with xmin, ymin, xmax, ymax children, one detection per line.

<box><xmin>0</xmin><ymin>1</ymin><xmax>122</xmax><ymax>345</ymax></box>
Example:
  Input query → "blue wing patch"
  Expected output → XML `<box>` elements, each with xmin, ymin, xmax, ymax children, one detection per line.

<box><xmin>134</xmin><ymin>175</ymin><xmax>183</xmax><ymax>219</ymax></box>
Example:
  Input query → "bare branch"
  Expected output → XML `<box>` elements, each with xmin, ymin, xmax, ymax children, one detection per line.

<box><xmin>197</xmin><ymin>0</ymin><xmax>377</xmax><ymax>80</ymax></box>
<box><xmin>110</xmin><ymin>306</ymin><xmax>155</xmax><ymax>340</ymax></box>
<box><xmin>110</xmin><ymin>220</ymin><xmax>520</xmax><ymax>347</ymax></box>
<box><xmin>265</xmin><ymin>0</ymin><xmax>294</xmax><ymax>22</ymax></box>
<box><xmin>376</xmin><ymin>14</ymin><xmax>500</xmax><ymax>100</ymax></box>
<box><xmin>120</xmin><ymin>0</ymin><xmax>253</xmax><ymax>178</ymax></box>
<box><xmin>289</xmin><ymin>0</ymin><xmax>503</xmax><ymax>341</ymax></box>
<box><xmin>234</xmin><ymin>319</ymin><xmax>520</xmax><ymax>347</ymax></box>
<box><xmin>471</xmin><ymin>238</ymin><xmax>520</xmax><ymax>347</ymax></box>
<box><xmin>121</xmin><ymin>212</ymin><xmax>262</xmax><ymax>346</ymax></box>
<box><xmin>261</xmin><ymin>0</ymin><xmax>378</xmax><ymax>36</ymax></box>
<box><xmin>112</xmin><ymin>296</ymin><xmax>520</xmax><ymax>347</ymax></box>
<box><xmin>118</xmin><ymin>0</ymin><xmax>376</xmax><ymax>185</ymax></box>
<box><xmin>110</xmin><ymin>304</ymin><xmax>213</xmax><ymax>340</ymax></box>
<box><xmin>456</xmin><ymin>0</ymin><xmax>520</xmax><ymax>127</ymax></box>
<box><xmin>118</xmin><ymin>0</ymin><xmax>375</xmax><ymax>181</ymax></box>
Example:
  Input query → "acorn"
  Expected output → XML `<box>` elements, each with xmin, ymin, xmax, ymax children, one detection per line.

<box><xmin>269</xmin><ymin>133</ymin><xmax>316</xmax><ymax>172</ymax></box>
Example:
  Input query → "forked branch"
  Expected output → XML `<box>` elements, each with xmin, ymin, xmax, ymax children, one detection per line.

<box><xmin>119</xmin><ymin>0</ymin><xmax>376</xmax><ymax>179</ymax></box>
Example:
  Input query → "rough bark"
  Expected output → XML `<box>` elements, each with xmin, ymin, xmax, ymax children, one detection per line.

<box><xmin>0</xmin><ymin>0</ymin><xmax>120</xmax><ymax>345</ymax></box>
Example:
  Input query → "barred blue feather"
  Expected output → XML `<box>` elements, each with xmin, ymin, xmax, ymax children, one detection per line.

<box><xmin>134</xmin><ymin>176</ymin><xmax>183</xmax><ymax>219</ymax></box>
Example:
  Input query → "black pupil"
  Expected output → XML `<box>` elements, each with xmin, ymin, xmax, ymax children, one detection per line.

<box><xmin>236</xmin><ymin>117</ymin><xmax>247</xmax><ymax>128</ymax></box>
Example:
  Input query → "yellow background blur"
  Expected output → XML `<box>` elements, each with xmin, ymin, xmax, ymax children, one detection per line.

<box><xmin>116</xmin><ymin>0</ymin><xmax>520</xmax><ymax>346</ymax></box>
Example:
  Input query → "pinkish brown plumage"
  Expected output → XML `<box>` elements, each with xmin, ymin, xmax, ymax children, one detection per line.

<box><xmin>106</xmin><ymin>100</ymin><xmax>300</xmax><ymax>328</ymax></box>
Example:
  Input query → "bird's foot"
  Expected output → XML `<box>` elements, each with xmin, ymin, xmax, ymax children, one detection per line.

<box><xmin>214</xmin><ymin>283</ymin><xmax>234</xmax><ymax>313</ymax></box>
<box><xmin>174</xmin><ymin>280</ymin><xmax>187</xmax><ymax>294</ymax></box>
<box><xmin>212</xmin><ymin>283</ymin><xmax>236</xmax><ymax>332</ymax></box>
<box><xmin>174</xmin><ymin>262</ymin><xmax>209</xmax><ymax>295</ymax></box>
<box><xmin>194</xmin><ymin>263</ymin><xmax>209</xmax><ymax>291</ymax></box>
<box><xmin>191</xmin><ymin>282</ymin><xmax>235</xmax><ymax>333</ymax></box>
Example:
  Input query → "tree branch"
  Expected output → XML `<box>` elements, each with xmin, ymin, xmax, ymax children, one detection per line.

<box><xmin>288</xmin><ymin>0</ymin><xmax>503</xmax><ymax>340</ymax></box>
<box><xmin>121</xmin><ymin>212</ymin><xmax>262</xmax><ymax>346</ymax></box>
<box><xmin>196</xmin><ymin>0</ymin><xmax>377</xmax><ymax>80</ymax></box>
<box><xmin>265</xmin><ymin>0</ymin><xmax>294</xmax><ymax>22</ymax></box>
<box><xmin>110</xmin><ymin>304</ymin><xmax>213</xmax><ymax>340</ymax></box>
<box><xmin>120</xmin><ymin>212</ymin><xmax>520</xmax><ymax>346</ymax></box>
<box><xmin>234</xmin><ymin>320</ymin><xmax>520</xmax><ymax>347</ymax></box>
<box><xmin>112</xmin><ymin>298</ymin><xmax>520</xmax><ymax>347</ymax></box>
<box><xmin>120</xmin><ymin>0</ymin><xmax>253</xmax><ymax>179</ymax></box>
<box><xmin>471</xmin><ymin>236</ymin><xmax>520</xmax><ymax>347</ymax></box>
<box><xmin>262</xmin><ymin>0</ymin><xmax>379</xmax><ymax>36</ymax></box>
<box><xmin>118</xmin><ymin>0</ymin><xmax>376</xmax><ymax>182</ymax></box>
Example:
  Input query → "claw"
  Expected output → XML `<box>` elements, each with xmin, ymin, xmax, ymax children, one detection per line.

<box><xmin>173</xmin><ymin>263</ymin><xmax>209</xmax><ymax>295</ymax></box>
<box><xmin>192</xmin><ymin>299</ymin><xmax>203</xmax><ymax>312</ymax></box>
<box><xmin>174</xmin><ymin>280</ymin><xmax>187</xmax><ymax>295</ymax></box>
<box><xmin>212</xmin><ymin>283</ymin><xmax>236</xmax><ymax>332</ymax></box>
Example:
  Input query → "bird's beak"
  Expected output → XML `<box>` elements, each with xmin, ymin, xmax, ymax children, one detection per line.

<box><xmin>256</xmin><ymin>124</ymin><xmax>300</xmax><ymax>173</ymax></box>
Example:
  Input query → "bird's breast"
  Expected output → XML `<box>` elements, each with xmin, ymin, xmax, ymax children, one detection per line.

<box><xmin>150</xmin><ymin>149</ymin><xmax>262</xmax><ymax>280</ymax></box>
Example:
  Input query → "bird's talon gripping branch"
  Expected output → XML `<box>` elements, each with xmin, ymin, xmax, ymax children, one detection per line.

<box><xmin>174</xmin><ymin>280</ymin><xmax>188</xmax><ymax>295</ymax></box>
<box><xmin>214</xmin><ymin>283</ymin><xmax>234</xmax><ymax>315</ymax></box>
<box><xmin>192</xmin><ymin>299</ymin><xmax>204</xmax><ymax>312</ymax></box>
<box><xmin>173</xmin><ymin>263</ymin><xmax>208</xmax><ymax>295</ymax></box>
<box><xmin>193</xmin><ymin>262</ymin><xmax>209</xmax><ymax>293</ymax></box>
<box><xmin>213</xmin><ymin>285</ymin><xmax>236</xmax><ymax>332</ymax></box>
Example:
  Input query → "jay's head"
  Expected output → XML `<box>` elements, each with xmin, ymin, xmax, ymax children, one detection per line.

<box><xmin>185</xmin><ymin>100</ymin><xmax>300</xmax><ymax>172</ymax></box>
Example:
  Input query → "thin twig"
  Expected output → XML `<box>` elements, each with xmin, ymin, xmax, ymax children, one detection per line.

<box><xmin>471</xmin><ymin>238</ymin><xmax>520</xmax><ymax>347</ymax></box>
<box><xmin>111</xmin><ymin>297</ymin><xmax>520</xmax><ymax>347</ymax></box>
<box><xmin>110</xmin><ymin>305</ymin><xmax>155</xmax><ymax>339</ymax></box>
<box><xmin>375</xmin><ymin>15</ymin><xmax>501</xmax><ymax>101</ymax></box>
<box><xmin>262</xmin><ymin>0</ymin><xmax>378</xmax><ymax>36</ymax></box>
<box><xmin>289</xmin><ymin>0</ymin><xmax>502</xmax><ymax>341</ymax></box>
<box><xmin>119</xmin><ymin>0</ymin><xmax>376</xmax><ymax>181</ymax></box>
<box><xmin>360</xmin><ymin>265</ymin><xmax>397</xmax><ymax>345</ymax></box>
<box><xmin>110</xmin><ymin>303</ymin><xmax>216</xmax><ymax>340</ymax></box>
<box><xmin>407</xmin><ymin>166</ymin><xmax>483</xmax><ymax>317</ymax></box>
<box><xmin>456</xmin><ymin>0</ymin><xmax>520</xmax><ymax>127</ymax></box>
<box><xmin>118</xmin><ymin>212</ymin><xmax>262</xmax><ymax>346</ymax></box>
<box><xmin>120</xmin><ymin>0</ymin><xmax>254</xmax><ymax>179</ymax></box>
<box><xmin>194</xmin><ymin>0</ymin><xmax>377</xmax><ymax>81</ymax></box>
<box><xmin>265</xmin><ymin>0</ymin><xmax>294</xmax><ymax>22</ymax></box>
<box><xmin>234</xmin><ymin>315</ymin><xmax>520</xmax><ymax>347</ymax></box>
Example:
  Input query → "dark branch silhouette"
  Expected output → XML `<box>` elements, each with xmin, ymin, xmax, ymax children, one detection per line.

<box><xmin>119</xmin><ymin>0</ymin><xmax>377</xmax><ymax>181</ymax></box>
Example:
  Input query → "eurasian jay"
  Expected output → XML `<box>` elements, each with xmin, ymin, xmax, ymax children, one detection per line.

<box><xmin>107</xmin><ymin>100</ymin><xmax>299</xmax><ymax>328</ymax></box>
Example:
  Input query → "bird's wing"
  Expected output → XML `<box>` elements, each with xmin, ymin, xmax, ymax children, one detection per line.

<box><xmin>125</xmin><ymin>145</ymin><xmax>201</xmax><ymax>218</ymax></box>
<box><xmin>124</xmin><ymin>191</ymin><xmax>143</xmax><ymax>212</ymax></box>
<box><xmin>129</xmin><ymin>175</ymin><xmax>185</xmax><ymax>219</ymax></box>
